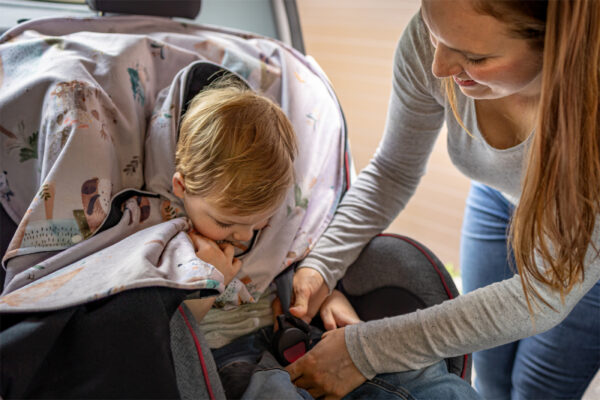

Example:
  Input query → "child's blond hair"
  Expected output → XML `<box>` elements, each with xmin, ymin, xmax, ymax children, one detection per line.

<box><xmin>175</xmin><ymin>76</ymin><xmax>297</xmax><ymax>216</ymax></box>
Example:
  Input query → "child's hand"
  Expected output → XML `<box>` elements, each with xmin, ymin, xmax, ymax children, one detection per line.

<box><xmin>319</xmin><ymin>289</ymin><xmax>361</xmax><ymax>331</ymax></box>
<box><xmin>188</xmin><ymin>230</ymin><xmax>242</xmax><ymax>286</ymax></box>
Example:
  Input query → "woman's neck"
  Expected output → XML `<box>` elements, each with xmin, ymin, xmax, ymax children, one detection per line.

<box><xmin>475</xmin><ymin>94</ymin><xmax>539</xmax><ymax>149</ymax></box>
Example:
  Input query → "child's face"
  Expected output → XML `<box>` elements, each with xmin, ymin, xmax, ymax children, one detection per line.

<box><xmin>173</xmin><ymin>173</ymin><xmax>277</xmax><ymax>242</ymax></box>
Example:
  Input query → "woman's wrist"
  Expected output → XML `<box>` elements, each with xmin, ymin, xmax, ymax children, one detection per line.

<box><xmin>344</xmin><ymin>322</ymin><xmax>377</xmax><ymax>380</ymax></box>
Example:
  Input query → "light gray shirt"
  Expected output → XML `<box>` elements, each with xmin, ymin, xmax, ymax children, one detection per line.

<box><xmin>300</xmin><ymin>12</ymin><xmax>600</xmax><ymax>379</ymax></box>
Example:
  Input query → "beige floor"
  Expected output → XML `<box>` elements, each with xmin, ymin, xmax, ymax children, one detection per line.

<box><xmin>296</xmin><ymin>0</ymin><xmax>599</xmax><ymax>397</ymax></box>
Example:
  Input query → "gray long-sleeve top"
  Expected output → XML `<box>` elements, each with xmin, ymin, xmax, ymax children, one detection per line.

<box><xmin>300</xmin><ymin>11</ymin><xmax>600</xmax><ymax>379</ymax></box>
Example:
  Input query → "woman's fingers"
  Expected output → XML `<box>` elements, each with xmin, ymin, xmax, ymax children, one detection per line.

<box><xmin>289</xmin><ymin>284</ymin><xmax>310</xmax><ymax>320</ymax></box>
<box><xmin>320</xmin><ymin>307</ymin><xmax>337</xmax><ymax>330</ymax></box>
<box><xmin>285</xmin><ymin>327</ymin><xmax>366</xmax><ymax>398</ymax></box>
<box><xmin>289</xmin><ymin>268</ymin><xmax>329</xmax><ymax>323</ymax></box>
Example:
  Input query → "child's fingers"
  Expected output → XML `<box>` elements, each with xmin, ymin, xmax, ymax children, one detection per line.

<box><xmin>232</xmin><ymin>257</ymin><xmax>242</xmax><ymax>271</ymax></box>
<box><xmin>187</xmin><ymin>230</ymin><xmax>200</xmax><ymax>250</ymax></box>
<box><xmin>188</xmin><ymin>231</ymin><xmax>210</xmax><ymax>251</ymax></box>
<box><xmin>188</xmin><ymin>231</ymin><xmax>216</xmax><ymax>248</ymax></box>
<box><xmin>222</xmin><ymin>243</ymin><xmax>235</xmax><ymax>260</ymax></box>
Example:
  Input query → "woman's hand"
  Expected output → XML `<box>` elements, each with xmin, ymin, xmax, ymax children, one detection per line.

<box><xmin>289</xmin><ymin>267</ymin><xmax>330</xmax><ymax>323</ymax></box>
<box><xmin>320</xmin><ymin>289</ymin><xmax>361</xmax><ymax>330</ymax></box>
<box><xmin>285</xmin><ymin>327</ymin><xmax>366</xmax><ymax>399</ymax></box>
<box><xmin>188</xmin><ymin>230</ymin><xmax>242</xmax><ymax>286</ymax></box>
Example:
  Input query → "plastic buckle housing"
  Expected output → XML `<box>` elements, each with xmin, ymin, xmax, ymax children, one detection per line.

<box><xmin>271</xmin><ymin>312</ymin><xmax>311</xmax><ymax>366</ymax></box>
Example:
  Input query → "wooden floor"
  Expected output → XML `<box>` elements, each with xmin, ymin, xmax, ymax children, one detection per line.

<box><xmin>297</xmin><ymin>0</ymin><xmax>471</xmax><ymax>272</ymax></box>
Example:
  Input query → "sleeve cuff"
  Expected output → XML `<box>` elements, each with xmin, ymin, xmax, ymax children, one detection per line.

<box><xmin>297</xmin><ymin>258</ymin><xmax>344</xmax><ymax>293</ymax></box>
<box><xmin>345</xmin><ymin>323</ymin><xmax>378</xmax><ymax>379</ymax></box>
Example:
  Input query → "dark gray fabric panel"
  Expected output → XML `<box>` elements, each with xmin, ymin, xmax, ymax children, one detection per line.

<box><xmin>170</xmin><ymin>302</ymin><xmax>226</xmax><ymax>400</ymax></box>
<box><xmin>340</xmin><ymin>234</ymin><xmax>471</xmax><ymax>383</ymax></box>
<box><xmin>0</xmin><ymin>287</ymin><xmax>190</xmax><ymax>398</ymax></box>
<box><xmin>341</xmin><ymin>234</ymin><xmax>458</xmax><ymax>306</ymax></box>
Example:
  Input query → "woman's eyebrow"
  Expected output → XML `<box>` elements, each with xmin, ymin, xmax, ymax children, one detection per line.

<box><xmin>420</xmin><ymin>7</ymin><xmax>492</xmax><ymax>58</ymax></box>
<box><xmin>449</xmin><ymin>45</ymin><xmax>492</xmax><ymax>58</ymax></box>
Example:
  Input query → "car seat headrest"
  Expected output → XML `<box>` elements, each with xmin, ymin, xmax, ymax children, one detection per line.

<box><xmin>85</xmin><ymin>0</ymin><xmax>201</xmax><ymax>19</ymax></box>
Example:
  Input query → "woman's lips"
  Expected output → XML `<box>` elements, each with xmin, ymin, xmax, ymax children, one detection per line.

<box><xmin>454</xmin><ymin>75</ymin><xmax>477</xmax><ymax>87</ymax></box>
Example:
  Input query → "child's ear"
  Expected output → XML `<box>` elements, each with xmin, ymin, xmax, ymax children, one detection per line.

<box><xmin>172</xmin><ymin>172</ymin><xmax>186</xmax><ymax>199</ymax></box>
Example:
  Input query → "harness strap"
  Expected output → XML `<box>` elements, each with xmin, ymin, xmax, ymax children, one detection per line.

<box><xmin>272</xmin><ymin>264</ymin><xmax>313</xmax><ymax>365</ymax></box>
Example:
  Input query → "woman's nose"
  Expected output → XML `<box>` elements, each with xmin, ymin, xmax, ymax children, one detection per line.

<box><xmin>431</xmin><ymin>44</ymin><xmax>462</xmax><ymax>78</ymax></box>
<box><xmin>232</xmin><ymin>227</ymin><xmax>254</xmax><ymax>242</ymax></box>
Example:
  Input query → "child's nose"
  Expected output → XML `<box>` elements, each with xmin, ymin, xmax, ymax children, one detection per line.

<box><xmin>232</xmin><ymin>227</ymin><xmax>253</xmax><ymax>242</ymax></box>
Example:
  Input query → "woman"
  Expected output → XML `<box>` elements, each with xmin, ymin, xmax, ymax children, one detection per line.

<box><xmin>285</xmin><ymin>0</ymin><xmax>600</xmax><ymax>399</ymax></box>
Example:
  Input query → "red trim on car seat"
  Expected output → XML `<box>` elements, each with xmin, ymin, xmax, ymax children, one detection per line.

<box><xmin>178</xmin><ymin>305</ymin><xmax>216</xmax><ymax>400</ymax></box>
<box><xmin>378</xmin><ymin>233</ymin><xmax>471</xmax><ymax>380</ymax></box>
<box><xmin>462</xmin><ymin>354</ymin><xmax>469</xmax><ymax>380</ymax></box>
<box><xmin>344</xmin><ymin>151</ymin><xmax>351</xmax><ymax>189</ymax></box>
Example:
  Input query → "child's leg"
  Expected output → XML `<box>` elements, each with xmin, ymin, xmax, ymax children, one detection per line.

<box><xmin>210</xmin><ymin>327</ymin><xmax>273</xmax><ymax>399</ymax></box>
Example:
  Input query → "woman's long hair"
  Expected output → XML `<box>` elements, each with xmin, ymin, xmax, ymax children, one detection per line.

<box><xmin>447</xmin><ymin>0</ymin><xmax>600</xmax><ymax>312</ymax></box>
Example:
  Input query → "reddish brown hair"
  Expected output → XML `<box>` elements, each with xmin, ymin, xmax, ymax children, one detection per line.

<box><xmin>445</xmin><ymin>0</ymin><xmax>600</xmax><ymax>311</ymax></box>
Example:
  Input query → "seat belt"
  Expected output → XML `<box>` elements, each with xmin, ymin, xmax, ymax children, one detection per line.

<box><xmin>272</xmin><ymin>265</ymin><xmax>313</xmax><ymax>366</ymax></box>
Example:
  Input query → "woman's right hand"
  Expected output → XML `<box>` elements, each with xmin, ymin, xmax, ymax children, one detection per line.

<box><xmin>286</xmin><ymin>327</ymin><xmax>366</xmax><ymax>399</ymax></box>
<box><xmin>289</xmin><ymin>267</ymin><xmax>330</xmax><ymax>323</ymax></box>
<box><xmin>188</xmin><ymin>230</ymin><xmax>242</xmax><ymax>286</ymax></box>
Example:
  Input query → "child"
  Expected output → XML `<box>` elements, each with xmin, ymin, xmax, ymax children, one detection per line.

<box><xmin>170</xmin><ymin>75</ymin><xmax>298</xmax><ymax>328</ymax></box>
<box><xmin>168</xmin><ymin>75</ymin><xmax>367</xmax><ymax>400</ymax></box>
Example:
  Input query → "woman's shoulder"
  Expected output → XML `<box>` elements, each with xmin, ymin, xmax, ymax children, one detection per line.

<box><xmin>393</xmin><ymin>11</ymin><xmax>444</xmax><ymax>102</ymax></box>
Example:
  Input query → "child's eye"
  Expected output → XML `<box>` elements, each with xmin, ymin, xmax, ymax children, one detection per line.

<box><xmin>215</xmin><ymin>220</ymin><xmax>233</xmax><ymax>228</ymax></box>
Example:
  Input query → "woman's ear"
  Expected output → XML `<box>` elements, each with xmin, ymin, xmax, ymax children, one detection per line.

<box><xmin>172</xmin><ymin>172</ymin><xmax>186</xmax><ymax>199</ymax></box>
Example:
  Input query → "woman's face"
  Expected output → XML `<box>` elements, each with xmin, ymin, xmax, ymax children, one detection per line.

<box><xmin>421</xmin><ymin>0</ymin><xmax>543</xmax><ymax>100</ymax></box>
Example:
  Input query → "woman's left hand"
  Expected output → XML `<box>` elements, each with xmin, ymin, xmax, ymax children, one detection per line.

<box><xmin>320</xmin><ymin>289</ymin><xmax>361</xmax><ymax>330</ymax></box>
<box><xmin>285</xmin><ymin>327</ymin><xmax>366</xmax><ymax>399</ymax></box>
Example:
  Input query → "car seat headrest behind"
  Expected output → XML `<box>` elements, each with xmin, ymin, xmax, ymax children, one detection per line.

<box><xmin>85</xmin><ymin>0</ymin><xmax>201</xmax><ymax>19</ymax></box>
<box><xmin>180</xmin><ymin>62</ymin><xmax>250</xmax><ymax>117</ymax></box>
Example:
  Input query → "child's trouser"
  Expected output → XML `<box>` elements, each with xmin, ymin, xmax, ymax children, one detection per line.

<box><xmin>211</xmin><ymin>325</ymin><xmax>480</xmax><ymax>400</ymax></box>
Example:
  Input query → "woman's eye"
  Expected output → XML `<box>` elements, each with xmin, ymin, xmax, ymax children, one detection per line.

<box><xmin>466</xmin><ymin>57</ymin><xmax>486</xmax><ymax>65</ymax></box>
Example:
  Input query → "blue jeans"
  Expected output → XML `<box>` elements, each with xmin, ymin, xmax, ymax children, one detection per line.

<box><xmin>460</xmin><ymin>182</ymin><xmax>600</xmax><ymax>400</ymax></box>
<box><xmin>211</xmin><ymin>326</ymin><xmax>479</xmax><ymax>399</ymax></box>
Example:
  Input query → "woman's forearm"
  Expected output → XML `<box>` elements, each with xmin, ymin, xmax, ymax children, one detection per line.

<box><xmin>345</xmin><ymin>249</ymin><xmax>600</xmax><ymax>379</ymax></box>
